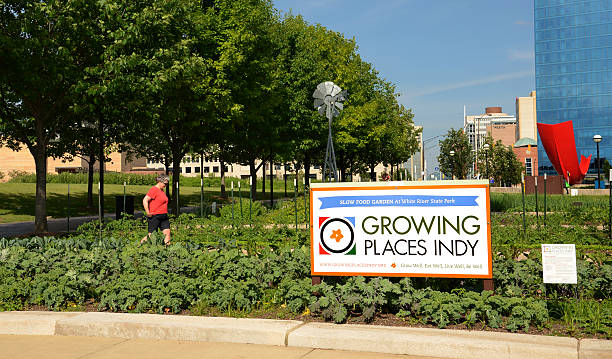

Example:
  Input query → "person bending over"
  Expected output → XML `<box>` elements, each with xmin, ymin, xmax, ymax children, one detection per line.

<box><xmin>141</xmin><ymin>175</ymin><xmax>171</xmax><ymax>245</ymax></box>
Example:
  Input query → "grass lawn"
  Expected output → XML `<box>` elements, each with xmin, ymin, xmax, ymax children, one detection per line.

<box><xmin>0</xmin><ymin>183</ymin><xmax>296</xmax><ymax>223</ymax></box>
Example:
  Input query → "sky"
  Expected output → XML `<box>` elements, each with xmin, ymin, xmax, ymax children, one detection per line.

<box><xmin>272</xmin><ymin>0</ymin><xmax>535</xmax><ymax>173</ymax></box>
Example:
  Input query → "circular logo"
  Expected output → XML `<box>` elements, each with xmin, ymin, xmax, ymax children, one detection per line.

<box><xmin>320</xmin><ymin>218</ymin><xmax>354</xmax><ymax>254</ymax></box>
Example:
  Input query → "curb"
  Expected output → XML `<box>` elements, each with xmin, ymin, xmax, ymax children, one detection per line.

<box><xmin>288</xmin><ymin>322</ymin><xmax>578</xmax><ymax>359</ymax></box>
<box><xmin>1</xmin><ymin>312</ymin><xmax>610</xmax><ymax>358</ymax></box>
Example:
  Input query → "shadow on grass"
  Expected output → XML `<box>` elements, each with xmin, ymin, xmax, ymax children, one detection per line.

<box><xmin>0</xmin><ymin>184</ymin><xmax>296</xmax><ymax>223</ymax></box>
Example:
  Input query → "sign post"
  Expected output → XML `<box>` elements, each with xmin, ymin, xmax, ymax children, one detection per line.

<box><xmin>310</xmin><ymin>180</ymin><xmax>492</xmax><ymax>280</ymax></box>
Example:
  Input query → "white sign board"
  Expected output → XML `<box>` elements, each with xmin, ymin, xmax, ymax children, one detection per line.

<box><xmin>542</xmin><ymin>244</ymin><xmax>577</xmax><ymax>284</ymax></box>
<box><xmin>310</xmin><ymin>181</ymin><xmax>492</xmax><ymax>278</ymax></box>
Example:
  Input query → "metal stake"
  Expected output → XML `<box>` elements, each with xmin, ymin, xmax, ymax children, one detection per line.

<box><xmin>521</xmin><ymin>173</ymin><xmax>526</xmax><ymax>236</ymax></box>
<box><xmin>239</xmin><ymin>181</ymin><xmax>243</xmax><ymax>219</ymax></box>
<box><xmin>98</xmin><ymin>182</ymin><xmax>102</xmax><ymax>241</ymax></box>
<box><xmin>544</xmin><ymin>173</ymin><xmax>547</xmax><ymax>226</ymax></box>
<box><xmin>303</xmin><ymin>177</ymin><xmax>307</xmax><ymax>225</ymax></box>
<box><xmin>123</xmin><ymin>181</ymin><xmax>126</xmax><ymax>219</ymax></box>
<box><xmin>201</xmin><ymin>153</ymin><xmax>204</xmax><ymax>217</ymax></box>
<box><xmin>176</xmin><ymin>181</ymin><xmax>180</xmax><ymax>216</ymax></box>
<box><xmin>535</xmin><ymin>176</ymin><xmax>539</xmax><ymax>227</ymax></box>
<box><xmin>294</xmin><ymin>178</ymin><xmax>298</xmax><ymax>234</ymax></box>
<box><xmin>67</xmin><ymin>184</ymin><xmax>70</xmax><ymax>233</ymax></box>
<box><xmin>231</xmin><ymin>181</ymin><xmax>235</xmax><ymax>225</ymax></box>
<box><xmin>249</xmin><ymin>176</ymin><xmax>252</xmax><ymax>221</ymax></box>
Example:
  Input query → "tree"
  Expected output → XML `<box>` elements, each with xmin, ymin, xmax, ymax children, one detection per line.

<box><xmin>273</xmin><ymin>16</ymin><xmax>367</xmax><ymax>185</ymax></box>
<box><xmin>438</xmin><ymin>129</ymin><xmax>473</xmax><ymax>180</ymax></box>
<box><xmin>382</xmin><ymin>104</ymin><xmax>420</xmax><ymax>177</ymax></box>
<box><xmin>210</xmin><ymin>0</ymin><xmax>280</xmax><ymax>196</ymax></box>
<box><xmin>89</xmin><ymin>0</ymin><xmax>216</xmax><ymax>215</ymax></box>
<box><xmin>0</xmin><ymin>0</ymin><xmax>101</xmax><ymax>232</ymax></box>
<box><xmin>475</xmin><ymin>136</ymin><xmax>523</xmax><ymax>186</ymax></box>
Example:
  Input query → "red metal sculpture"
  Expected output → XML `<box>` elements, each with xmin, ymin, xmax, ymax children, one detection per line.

<box><xmin>537</xmin><ymin>121</ymin><xmax>591</xmax><ymax>185</ymax></box>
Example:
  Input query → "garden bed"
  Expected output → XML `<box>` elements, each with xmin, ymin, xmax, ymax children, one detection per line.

<box><xmin>1</xmin><ymin>198</ymin><xmax>611</xmax><ymax>339</ymax></box>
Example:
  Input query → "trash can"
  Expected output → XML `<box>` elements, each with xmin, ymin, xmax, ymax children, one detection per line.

<box><xmin>115</xmin><ymin>195</ymin><xmax>135</xmax><ymax>220</ymax></box>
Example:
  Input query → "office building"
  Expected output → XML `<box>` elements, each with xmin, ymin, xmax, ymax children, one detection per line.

<box><xmin>515</xmin><ymin>91</ymin><xmax>538</xmax><ymax>141</ymax></box>
<box><xmin>464</xmin><ymin>107</ymin><xmax>516</xmax><ymax>150</ymax></box>
<box><xmin>464</xmin><ymin>107</ymin><xmax>516</xmax><ymax>177</ymax></box>
<box><xmin>535</xmin><ymin>0</ymin><xmax>612</xmax><ymax>174</ymax></box>
<box><xmin>406</xmin><ymin>125</ymin><xmax>424</xmax><ymax>180</ymax></box>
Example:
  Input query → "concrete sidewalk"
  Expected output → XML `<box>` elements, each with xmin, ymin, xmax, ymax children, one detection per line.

<box><xmin>0</xmin><ymin>335</ymin><xmax>426</xmax><ymax>359</ymax></box>
<box><xmin>1</xmin><ymin>312</ymin><xmax>610</xmax><ymax>359</ymax></box>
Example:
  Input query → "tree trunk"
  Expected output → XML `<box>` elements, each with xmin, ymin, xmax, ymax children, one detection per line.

<box><xmin>304</xmin><ymin>155</ymin><xmax>311</xmax><ymax>187</ymax></box>
<box><xmin>87</xmin><ymin>150</ymin><xmax>95</xmax><ymax>209</ymax></box>
<box><xmin>390</xmin><ymin>164</ymin><xmax>394</xmax><ymax>180</ymax></box>
<box><xmin>220</xmin><ymin>156</ymin><xmax>226</xmax><ymax>198</ymax></box>
<box><xmin>32</xmin><ymin>143</ymin><xmax>48</xmax><ymax>234</ymax></box>
<box><xmin>164</xmin><ymin>156</ymin><xmax>170</xmax><ymax>199</ymax></box>
<box><xmin>370</xmin><ymin>165</ymin><xmax>376</xmax><ymax>181</ymax></box>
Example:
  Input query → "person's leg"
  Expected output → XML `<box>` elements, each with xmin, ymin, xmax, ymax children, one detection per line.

<box><xmin>162</xmin><ymin>228</ymin><xmax>171</xmax><ymax>245</ymax></box>
<box><xmin>142</xmin><ymin>216</ymin><xmax>158</xmax><ymax>243</ymax></box>
<box><xmin>140</xmin><ymin>233</ymin><xmax>151</xmax><ymax>244</ymax></box>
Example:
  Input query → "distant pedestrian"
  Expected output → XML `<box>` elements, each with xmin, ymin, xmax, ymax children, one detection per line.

<box><xmin>141</xmin><ymin>175</ymin><xmax>171</xmax><ymax>245</ymax></box>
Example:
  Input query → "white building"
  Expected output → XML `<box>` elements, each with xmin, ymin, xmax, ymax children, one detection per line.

<box><xmin>146</xmin><ymin>156</ymin><xmax>394</xmax><ymax>182</ymax></box>
<box><xmin>464</xmin><ymin>106</ymin><xmax>516</xmax><ymax>151</ymax></box>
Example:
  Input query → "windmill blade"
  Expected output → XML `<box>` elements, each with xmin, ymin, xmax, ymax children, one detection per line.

<box><xmin>314</xmin><ymin>98</ymin><xmax>325</xmax><ymax>109</ymax></box>
<box><xmin>313</xmin><ymin>82</ymin><xmax>328</xmax><ymax>99</ymax></box>
<box><xmin>337</xmin><ymin>90</ymin><xmax>348</xmax><ymax>102</ymax></box>
<box><xmin>335</xmin><ymin>102</ymin><xmax>344</xmax><ymax>111</ymax></box>
<box><xmin>332</xmin><ymin>107</ymin><xmax>340</xmax><ymax>118</ymax></box>
<box><xmin>330</xmin><ymin>84</ymin><xmax>341</xmax><ymax>97</ymax></box>
<box><xmin>313</xmin><ymin>88</ymin><xmax>326</xmax><ymax>99</ymax></box>
<box><xmin>324</xmin><ymin>81</ymin><xmax>334</xmax><ymax>95</ymax></box>
<box><xmin>318</xmin><ymin>105</ymin><xmax>326</xmax><ymax>116</ymax></box>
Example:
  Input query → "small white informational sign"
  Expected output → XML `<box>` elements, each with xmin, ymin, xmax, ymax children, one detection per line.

<box><xmin>310</xmin><ymin>180</ymin><xmax>492</xmax><ymax>278</ymax></box>
<box><xmin>541</xmin><ymin>244</ymin><xmax>577</xmax><ymax>284</ymax></box>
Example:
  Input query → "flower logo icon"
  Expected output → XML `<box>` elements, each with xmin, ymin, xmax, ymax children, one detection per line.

<box><xmin>319</xmin><ymin>217</ymin><xmax>355</xmax><ymax>255</ymax></box>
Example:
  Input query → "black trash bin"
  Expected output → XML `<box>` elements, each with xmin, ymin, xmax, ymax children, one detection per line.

<box><xmin>115</xmin><ymin>195</ymin><xmax>135</xmax><ymax>220</ymax></box>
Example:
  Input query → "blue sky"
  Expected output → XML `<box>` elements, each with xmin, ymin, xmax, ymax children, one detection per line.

<box><xmin>273</xmin><ymin>0</ymin><xmax>535</xmax><ymax>172</ymax></box>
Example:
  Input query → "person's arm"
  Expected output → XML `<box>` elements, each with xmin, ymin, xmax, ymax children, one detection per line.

<box><xmin>143</xmin><ymin>195</ymin><xmax>152</xmax><ymax>217</ymax></box>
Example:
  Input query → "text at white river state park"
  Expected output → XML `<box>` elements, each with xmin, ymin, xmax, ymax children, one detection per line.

<box><xmin>310</xmin><ymin>181</ymin><xmax>492</xmax><ymax>278</ymax></box>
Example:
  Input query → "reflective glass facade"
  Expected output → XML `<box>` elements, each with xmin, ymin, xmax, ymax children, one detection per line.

<box><xmin>535</xmin><ymin>0</ymin><xmax>612</xmax><ymax>174</ymax></box>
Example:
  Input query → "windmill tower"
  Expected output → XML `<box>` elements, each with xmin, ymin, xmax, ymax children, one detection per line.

<box><xmin>313</xmin><ymin>81</ymin><xmax>347</xmax><ymax>182</ymax></box>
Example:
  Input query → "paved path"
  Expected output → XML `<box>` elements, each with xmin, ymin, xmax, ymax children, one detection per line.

<box><xmin>0</xmin><ymin>207</ymin><xmax>200</xmax><ymax>238</ymax></box>
<box><xmin>0</xmin><ymin>213</ymin><xmax>119</xmax><ymax>238</ymax></box>
<box><xmin>0</xmin><ymin>335</ymin><xmax>430</xmax><ymax>359</ymax></box>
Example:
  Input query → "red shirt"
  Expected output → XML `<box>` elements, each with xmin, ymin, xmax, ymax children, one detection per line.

<box><xmin>146</xmin><ymin>186</ymin><xmax>168</xmax><ymax>215</ymax></box>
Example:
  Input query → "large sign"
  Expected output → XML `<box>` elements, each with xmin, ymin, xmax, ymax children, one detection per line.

<box><xmin>310</xmin><ymin>181</ymin><xmax>492</xmax><ymax>278</ymax></box>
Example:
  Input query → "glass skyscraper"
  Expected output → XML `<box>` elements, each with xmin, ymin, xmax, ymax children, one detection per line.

<box><xmin>535</xmin><ymin>0</ymin><xmax>612</xmax><ymax>175</ymax></box>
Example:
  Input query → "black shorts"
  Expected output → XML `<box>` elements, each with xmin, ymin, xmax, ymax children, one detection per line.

<box><xmin>147</xmin><ymin>214</ymin><xmax>170</xmax><ymax>233</ymax></box>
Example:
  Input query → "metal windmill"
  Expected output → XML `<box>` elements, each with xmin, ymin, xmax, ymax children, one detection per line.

<box><xmin>313</xmin><ymin>81</ymin><xmax>347</xmax><ymax>182</ymax></box>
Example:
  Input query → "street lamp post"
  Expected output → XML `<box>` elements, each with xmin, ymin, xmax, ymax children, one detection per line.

<box><xmin>483</xmin><ymin>143</ymin><xmax>490</xmax><ymax>181</ymax></box>
<box><xmin>594</xmin><ymin>135</ymin><xmax>602</xmax><ymax>189</ymax></box>
<box><xmin>449</xmin><ymin>150</ymin><xmax>455</xmax><ymax>180</ymax></box>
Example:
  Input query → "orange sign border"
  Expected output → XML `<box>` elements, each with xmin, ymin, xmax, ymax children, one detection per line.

<box><xmin>309</xmin><ymin>183</ymin><xmax>492</xmax><ymax>279</ymax></box>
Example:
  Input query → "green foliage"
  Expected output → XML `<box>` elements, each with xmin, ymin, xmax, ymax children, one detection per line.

<box><xmin>438</xmin><ymin>128</ymin><xmax>473</xmax><ymax>180</ymax></box>
<box><xmin>475</xmin><ymin>136</ymin><xmax>523</xmax><ymax>185</ymax></box>
<box><xmin>549</xmin><ymin>299</ymin><xmax>612</xmax><ymax>337</ymax></box>
<box><xmin>0</xmin><ymin>202</ymin><xmax>611</xmax><ymax>336</ymax></box>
